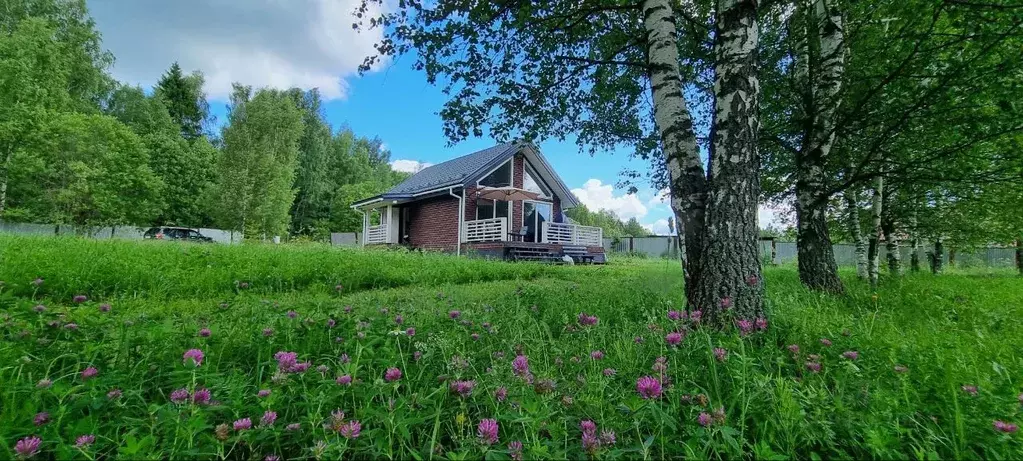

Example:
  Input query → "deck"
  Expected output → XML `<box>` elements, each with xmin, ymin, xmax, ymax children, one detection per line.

<box><xmin>463</xmin><ymin>241</ymin><xmax>606</xmax><ymax>264</ymax></box>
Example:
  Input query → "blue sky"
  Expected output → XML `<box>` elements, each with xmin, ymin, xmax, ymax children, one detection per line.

<box><xmin>89</xmin><ymin>0</ymin><xmax>779</xmax><ymax>234</ymax></box>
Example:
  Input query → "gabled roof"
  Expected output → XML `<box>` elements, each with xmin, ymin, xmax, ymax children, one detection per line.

<box><xmin>352</xmin><ymin>141</ymin><xmax>580</xmax><ymax>209</ymax></box>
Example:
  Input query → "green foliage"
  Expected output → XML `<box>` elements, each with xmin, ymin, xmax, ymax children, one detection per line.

<box><xmin>566</xmin><ymin>204</ymin><xmax>650</xmax><ymax>238</ymax></box>
<box><xmin>2</xmin><ymin>236</ymin><xmax>1023</xmax><ymax>459</ymax></box>
<box><xmin>155</xmin><ymin>62</ymin><xmax>210</xmax><ymax>140</ymax></box>
<box><xmin>7</xmin><ymin>112</ymin><xmax>163</xmax><ymax>225</ymax></box>
<box><xmin>210</xmin><ymin>86</ymin><xmax>305</xmax><ymax>237</ymax></box>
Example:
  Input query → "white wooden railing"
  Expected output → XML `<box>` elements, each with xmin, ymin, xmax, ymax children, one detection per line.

<box><xmin>463</xmin><ymin>217</ymin><xmax>508</xmax><ymax>242</ymax></box>
<box><xmin>542</xmin><ymin>222</ymin><xmax>603</xmax><ymax>246</ymax></box>
<box><xmin>365</xmin><ymin>224</ymin><xmax>389</xmax><ymax>245</ymax></box>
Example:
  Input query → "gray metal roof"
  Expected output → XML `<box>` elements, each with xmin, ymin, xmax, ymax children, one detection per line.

<box><xmin>380</xmin><ymin>143</ymin><xmax>518</xmax><ymax>197</ymax></box>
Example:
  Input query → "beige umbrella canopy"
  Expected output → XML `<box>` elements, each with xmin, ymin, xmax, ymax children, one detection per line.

<box><xmin>475</xmin><ymin>186</ymin><xmax>540</xmax><ymax>202</ymax></box>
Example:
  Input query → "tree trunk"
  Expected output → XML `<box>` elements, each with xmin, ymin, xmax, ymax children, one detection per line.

<box><xmin>931</xmin><ymin>239</ymin><xmax>944</xmax><ymax>274</ymax></box>
<box><xmin>883</xmin><ymin>222</ymin><xmax>901</xmax><ymax>275</ymax></box>
<box><xmin>867</xmin><ymin>176</ymin><xmax>883</xmax><ymax>288</ymax></box>
<box><xmin>949</xmin><ymin>248</ymin><xmax>956</xmax><ymax>267</ymax></box>
<box><xmin>1015</xmin><ymin>238</ymin><xmax>1022</xmax><ymax>276</ymax></box>
<box><xmin>642</xmin><ymin>0</ymin><xmax>708</xmax><ymax>302</ymax></box>
<box><xmin>844</xmin><ymin>188</ymin><xmax>868</xmax><ymax>279</ymax></box>
<box><xmin>0</xmin><ymin>148</ymin><xmax>12</xmax><ymax>217</ymax></box>
<box><xmin>691</xmin><ymin>0</ymin><xmax>764</xmax><ymax>325</ymax></box>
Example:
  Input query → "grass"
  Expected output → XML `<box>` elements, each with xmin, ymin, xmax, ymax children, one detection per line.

<box><xmin>1</xmin><ymin>235</ymin><xmax>1022</xmax><ymax>459</ymax></box>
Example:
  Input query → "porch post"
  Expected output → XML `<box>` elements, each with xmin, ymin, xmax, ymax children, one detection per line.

<box><xmin>361</xmin><ymin>209</ymin><xmax>368</xmax><ymax>247</ymax></box>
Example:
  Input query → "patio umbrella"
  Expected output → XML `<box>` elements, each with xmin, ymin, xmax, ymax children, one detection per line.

<box><xmin>476</xmin><ymin>186</ymin><xmax>540</xmax><ymax>202</ymax></box>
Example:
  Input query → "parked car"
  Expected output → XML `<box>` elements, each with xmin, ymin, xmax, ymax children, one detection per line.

<box><xmin>143</xmin><ymin>227</ymin><xmax>214</xmax><ymax>243</ymax></box>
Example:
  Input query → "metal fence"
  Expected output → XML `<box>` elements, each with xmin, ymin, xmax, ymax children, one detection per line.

<box><xmin>603</xmin><ymin>236</ymin><xmax>1018</xmax><ymax>268</ymax></box>
<box><xmin>0</xmin><ymin>221</ymin><xmax>240</xmax><ymax>244</ymax></box>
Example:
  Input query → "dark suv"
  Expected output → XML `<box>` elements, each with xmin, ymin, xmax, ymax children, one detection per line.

<box><xmin>143</xmin><ymin>227</ymin><xmax>214</xmax><ymax>243</ymax></box>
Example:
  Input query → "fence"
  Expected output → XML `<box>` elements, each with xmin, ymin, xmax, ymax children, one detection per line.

<box><xmin>603</xmin><ymin>236</ymin><xmax>1019</xmax><ymax>268</ymax></box>
<box><xmin>0</xmin><ymin>221</ymin><xmax>240</xmax><ymax>244</ymax></box>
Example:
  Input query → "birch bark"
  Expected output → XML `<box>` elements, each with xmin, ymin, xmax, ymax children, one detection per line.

<box><xmin>867</xmin><ymin>176</ymin><xmax>883</xmax><ymax>288</ymax></box>
<box><xmin>844</xmin><ymin>187</ymin><xmax>868</xmax><ymax>279</ymax></box>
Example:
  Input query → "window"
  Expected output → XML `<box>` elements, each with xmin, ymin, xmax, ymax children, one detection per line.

<box><xmin>522</xmin><ymin>165</ymin><xmax>550</xmax><ymax>197</ymax></box>
<box><xmin>479</xmin><ymin>160</ymin><xmax>512</xmax><ymax>187</ymax></box>
<box><xmin>476</xmin><ymin>199</ymin><xmax>509</xmax><ymax>220</ymax></box>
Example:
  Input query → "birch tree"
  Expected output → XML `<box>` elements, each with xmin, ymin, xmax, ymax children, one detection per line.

<box><xmin>356</xmin><ymin>0</ymin><xmax>766</xmax><ymax>323</ymax></box>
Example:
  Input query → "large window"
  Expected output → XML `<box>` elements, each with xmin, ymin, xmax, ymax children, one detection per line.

<box><xmin>522</xmin><ymin>164</ymin><xmax>550</xmax><ymax>197</ymax></box>
<box><xmin>479</xmin><ymin>160</ymin><xmax>512</xmax><ymax>187</ymax></box>
<box><xmin>476</xmin><ymin>199</ymin><xmax>509</xmax><ymax>220</ymax></box>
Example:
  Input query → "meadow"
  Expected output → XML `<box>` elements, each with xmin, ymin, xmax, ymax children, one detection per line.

<box><xmin>1</xmin><ymin>235</ymin><xmax>1022</xmax><ymax>460</ymax></box>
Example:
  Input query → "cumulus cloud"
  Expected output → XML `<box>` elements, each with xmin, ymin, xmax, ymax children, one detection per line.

<box><xmin>390</xmin><ymin>159</ymin><xmax>433</xmax><ymax>173</ymax></box>
<box><xmin>758</xmin><ymin>203</ymin><xmax>788</xmax><ymax>229</ymax></box>
<box><xmin>88</xmin><ymin>0</ymin><xmax>387</xmax><ymax>100</ymax></box>
<box><xmin>642</xmin><ymin>218</ymin><xmax>673</xmax><ymax>235</ymax></box>
<box><xmin>647</xmin><ymin>188</ymin><xmax>670</xmax><ymax>208</ymax></box>
<box><xmin>571</xmin><ymin>179</ymin><xmax>648</xmax><ymax>221</ymax></box>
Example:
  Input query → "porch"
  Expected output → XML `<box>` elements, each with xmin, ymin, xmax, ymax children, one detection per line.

<box><xmin>363</xmin><ymin>216</ymin><xmax>604</xmax><ymax>247</ymax></box>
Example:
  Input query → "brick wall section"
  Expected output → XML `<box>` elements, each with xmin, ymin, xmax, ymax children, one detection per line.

<box><xmin>407</xmin><ymin>195</ymin><xmax>459</xmax><ymax>252</ymax></box>
<box><xmin>463</xmin><ymin>186</ymin><xmax>478</xmax><ymax>222</ymax></box>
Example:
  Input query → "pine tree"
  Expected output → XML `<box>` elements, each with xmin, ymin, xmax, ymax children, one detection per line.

<box><xmin>155</xmin><ymin>62</ymin><xmax>207</xmax><ymax>140</ymax></box>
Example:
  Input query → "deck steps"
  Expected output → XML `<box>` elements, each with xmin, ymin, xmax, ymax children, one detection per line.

<box><xmin>508</xmin><ymin>246</ymin><xmax>562</xmax><ymax>262</ymax></box>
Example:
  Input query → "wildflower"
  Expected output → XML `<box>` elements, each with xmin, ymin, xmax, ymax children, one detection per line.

<box><xmin>508</xmin><ymin>441</ymin><xmax>524</xmax><ymax>461</ymax></box>
<box><xmin>787</xmin><ymin>344</ymin><xmax>800</xmax><ymax>354</ymax></box>
<box><xmin>380</xmin><ymin>307</ymin><xmax>390</xmax><ymax>315</ymax></box>
<box><xmin>805</xmin><ymin>362</ymin><xmax>822</xmax><ymax>373</ymax></box>
<box><xmin>495</xmin><ymin>387</ymin><xmax>508</xmax><ymax>402</ymax></box>
<box><xmin>385</xmin><ymin>367</ymin><xmax>402</xmax><ymax>382</ymax></box>
<box><xmin>81</xmin><ymin>367</ymin><xmax>98</xmax><ymax>381</ymax></box>
<box><xmin>317</xmin><ymin>364</ymin><xmax>329</xmax><ymax>374</ymax></box>
<box><xmin>286</xmin><ymin>310</ymin><xmax>297</xmax><ymax>319</ymax></box>
<box><xmin>634</xmin><ymin>336</ymin><xmax>644</xmax><ymax>344</ymax></box>
<box><xmin>652</xmin><ymin>356</ymin><xmax>668</xmax><ymax>374</ymax></box>
<box><xmin>449</xmin><ymin>310</ymin><xmax>461</xmax><ymax>319</ymax></box>
<box><xmin>603</xmin><ymin>368</ymin><xmax>617</xmax><ymax>377</ymax></box>
<box><xmin>199</xmin><ymin>328</ymin><xmax>211</xmax><ymax>337</ymax></box>
<box><xmin>962</xmin><ymin>385</ymin><xmax>978</xmax><ymax>396</ymax></box>
<box><xmin>75</xmin><ymin>434</ymin><xmax>95</xmax><ymax>448</ymax></box>
<box><xmin>636</xmin><ymin>376</ymin><xmax>663</xmax><ymax>399</ymax></box>
<box><xmin>258</xmin><ymin>389</ymin><xmax>271</xmax><ymax>398</ymax></box>
<box><xmin>580</xmin><ymin>420</ymin><xmax>597</xmax><ymax>434</ymax></box>
<box><xmin>534</xmin><ymin>378</ymin><xmax>557</xmax><ymax>394</ymax></box>
<box><xmin>327</xmin><ymin>318</ymin><xmax>336</xmax><ymax>329</ymax></box>
<box><xmin>894</xmin><ymin>365</ymin><xmax>909</xmax><ymax>373</ymax></box>
<box><xmin>234</xmin><ymin>418</ymin><xmax>252</xmax><ymax>431</ymax></box>
<box><xmin>590</xmin><ymin>350</ymin><xmax>604</xmax><ymax>360</ymax></box>
<box><xmin>261</xmin><ymin>411</ymin><xmax>277</xmax><ymax>427</ymax></box>
<box><xmin>477</xmin><ymin>418</ymin><xmax>499</xmax><ymax>445</ymax></box>
<box><xmin>215</xmin><ymin>424</ymin><xmax>230</xmax><ymax>441</ymax></box>
<box><xmin>340</xmin><ymin>420</ymin><xmax>361</xmax><ymax>439</ymax></box>
<box><xmin>689</xmin><ymin>310</ymin><xmax>703</xmax><ymax>324</ymax></box>
<box><xmin>32</xmin><ymin>277</ymin><xmax>44</xmax><ymax>286</ymax></box>
<box><xmin>450</xmin><ymin>380</ymin><xmax>476</xmax><ymax>398</ymax></box>
<box><xmin>341</xmin><ymin>353</ymin><xmax>351</xmax><ymax>363</ymax></box>
<box><xmin>335</xmin><ymin>284</ymin><xmax>344</xmax><ymax>292</ymax></box>
<box><xmin>820</xmin><ymin>338</ymin><xmax>832</xmax><ymax>346</ymax></box>
<box><xmin>170</xmin><ymin>388</ymin><xmax>190</xmax><ymax>404</ymax></box>
<box><xmin>357</xmin><ymin>332</ymin><xmax>366</xmax><ymax>339</ymax></box>
<box><xmin>406</xmin><ymin>327</ymin><xmax>416</xmax><ymax>337</ymax></box>
<box><xmin>755</xmin><ymin>318</ymin><xmax>768</xmax><ymax>331</ymax></box>
<box><xmin>746</xmin><ymin>274</ymin><xmax>759</xmax><ymax>286</ymax></box>
<box><xmin>736</xmin><ymin>319</ymin><xmax>754</xmax><ymax>336</ymax></box>
<box><xmin>582</xmin><ymin>431</ymin><xmax>601</xmax><ymax>454</ymax></box>
<box><xmin>263</xmin><ymin>328</ymin><xmax>274</xmax><ymax>337</ymax></box>
<box><xmin>601</xmin><ymin>429</ymin><xmax>616</xmax><ymax>445</ymax></box>
<box><xmin>286</xmin><ymin>423</ymin><xmax>301</xmax><ymax>431</ymax></box>
<box><xmin>471</xmin><ymin>333</ymin><xmax>480</xmax><ymax>341</ymax></box>
<box><xmin>344</xmin><ymin>305</ymin><xmax>352</xmax><ymax>313</ymax></box>
<box><xmin>37</xmin><ymin>379</ymin><xmax>51</xmax><ymax>389</ymax></box>
<box><xmin>107</xmin><ymin>389</ymin><xmax>122</xmax><ymax>400</ymax></box>
<box><xmin>64</xmin><ymin>323</ymin><xmax>79</xmax><ymax>330</ymax></box>
<box><xmin>698</xmin><ymin>412</ymin><xmax>712</xmax><ymax>427</ymax></box>
<box><xmin>337</xmin><ymin>374</ymin><xmax>353</xmax><ymax>386</ymax></box>
<box><xmin>14</xmin><ymin>436</ymin><xmax>41</xmax><ymax>458</ymax></box>
<box><xmin>73</xmin><ymin>295</ymin><xmax>88</xmax><ymax>303</ymax></box>
<box><xmin>562</xmin><ymin>395</ymin><xmax>574</xmax><ymax>406</ymax></box>
<box><xmin>720</xmin><ymin>297</ymin><xmax>732</xmax><ymax>309</ymax></box>
<box><xmin>265</xmin><ymin>456</ymin><xmax>280</xmax><ymax>461</ymax></box>
<box><xmin>182</xmin><ymin>349</ymin><xmax>204</xmax><ymax>367</ymax></box>
<box><xmin>842</xmin><ymin>351</ymin><xmax>859</xmax><ymax>360</ymax></box>
<box><xmin>994</xmin><ymin>420</ymin><xmax>1019</xmax><ymax>433</ymax></box>
<box><xmin>712</xmin><ymin>407</ymin><xmax>726</xmax><ymax>424</ymax></box>
<box><xmin>713</xmin><ymin>348</ymin><xmax>728</xmax><ymax>362</ymax></box>
<box><xmin>512</xmin><ymin>355</ymin><xmax>530</xmax><ymax>377</ymax></box>
<box><xmin>192</xmin><ymin>388</ymin><xmax>211</xmax><ymax>405</ymax></box>
<box><xmin>668</xmin><ymin>310</ymin><xmax>683</xmax><ymax>321</ymax></box>
<box><xmin>274</xmin><ymin>351</ymin><xmax>310</xmax><ymax>373</ymax></box>
<box><xmin>33</xmin><ymin>304</ymin><xmax>46</xmax><ymax>313</ymax></box>
<box><xmin>413</xmin><ymin>351</ymin><xmax>423</xmax><ymax>361</ymax></box>
<box><xmin>237</xmin><ymin>281</ymin><xmax>249</xmax><ymax>289</ymax></box>
<box><xmin>33</xmin><ymin>412</ymin><xmax>49</xmax><ymax>426</ymax></box>
<box><xmin>808</xmin><ymin>354</ymin><xmax>821</xmax><ymax>361</ymax></box>
<box><xmin>666</xmin><ymin>331</ymin><xmax>683</xmax><ymax>346</ymax></box>
<box><xmin>571</xmin><ymin>356</ymin><xmax>581</xmax><ymax>364</ymax></box>
<box><xmin>395</xmin><ymin>314</ymin><xmax>404</xmax><ymax>325</ymax></box>
<box><xmin>577</xmin><ymin>312</ymin><xmax>599</xmax><ymax>326</ymax></box>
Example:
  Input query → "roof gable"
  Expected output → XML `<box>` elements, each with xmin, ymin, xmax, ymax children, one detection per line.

<box><xmin>381</xmin><ymin>143</ymin><xmax>517</xmax><ymax>197</ymax></box>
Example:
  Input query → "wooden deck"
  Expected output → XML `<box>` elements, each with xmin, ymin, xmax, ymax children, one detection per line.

<box><xmin>463</xmin><ymin>241</ymin><xmax>606</xmax><ymax>264</ymax></box>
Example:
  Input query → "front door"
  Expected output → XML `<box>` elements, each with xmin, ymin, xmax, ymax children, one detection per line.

<box><xmin>523</xmin><ymin>201</ymin><xmax>553</xmax><ymax>243</ymax></box>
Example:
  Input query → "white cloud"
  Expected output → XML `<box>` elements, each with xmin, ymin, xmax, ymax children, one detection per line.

<box><xmin>390</xmin><ymin>159</ymin><xmax>433</xmax><ymax>173</ymax></box>
<box><xmin>88</xmin><ymin>0</ymin><xmax>388</xmax><ymax>100</ymax></box>
<box><xmin>758</xmin><ymin>203</ymin><xmax>789</xmax><ymax>229</ymax></box>
<box><xmin>642</xmin><ymin>218</ymin><xmax>672</xmax><ymax>235</ymax></box>
<box><xmin>571</xmin><ymin>179</ymin><xmax>648</xmax><ymax>221</ymax></box>
<box><xmin>647</xmin><ymin>188</ymin><xmax>670</xmax><ymax>208</ymax></box>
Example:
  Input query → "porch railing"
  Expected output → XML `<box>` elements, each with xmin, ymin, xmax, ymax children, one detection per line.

<box><xmin>365</xmin><ymin>224</ymin><xmax>389</xmax><ymax>245</ymax></box>
<box><xmin>542</xmin><ymin>222</ymin><xmax>603</xmax><ymax>246</ymax></box>
<box><xmin>464</xmin><ymin>217</ymin><xmax>508</xmax><ymax>242</ymax></box>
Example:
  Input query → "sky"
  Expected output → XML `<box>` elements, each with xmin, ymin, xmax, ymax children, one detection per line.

<box><xmin>87</xmin><ymin>0</ymin><xmax>783</xmax><ymax>235</ymax></box>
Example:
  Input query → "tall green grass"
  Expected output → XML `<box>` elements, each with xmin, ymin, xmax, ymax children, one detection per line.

<box><xmin>1</xmin><ymin>235</ymin><xmax>1021</xmax><ymax>459</ymax></box>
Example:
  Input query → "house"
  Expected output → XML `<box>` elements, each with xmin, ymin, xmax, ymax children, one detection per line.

<box><xmin>351</xmin><ymin>141</ymin><xmax>606</xmax><ymax>263</ymax></box>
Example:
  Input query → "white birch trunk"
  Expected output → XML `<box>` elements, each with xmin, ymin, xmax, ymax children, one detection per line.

<box><xmin>844</xmin><ymin>187</ymin><xmax>868</xmax><ymax>279</ymax></box>
<box><xmin>867</xmin><ymin>176</ymin><xmax>883</xmax><ymax>287</ymax></box>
